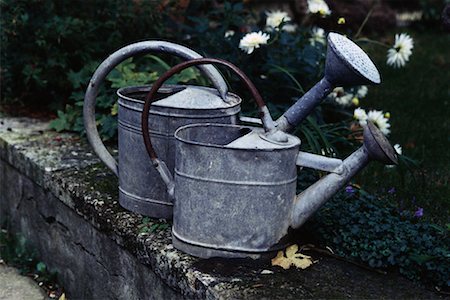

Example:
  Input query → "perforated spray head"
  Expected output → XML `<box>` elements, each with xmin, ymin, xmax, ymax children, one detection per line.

<box><xmin>325</xmin><ymin>33</ymin><xmax>381</xmax><ymax>86</ymax></box>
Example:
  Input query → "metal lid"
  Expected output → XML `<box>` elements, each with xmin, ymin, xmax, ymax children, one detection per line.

<box><xmin>153</xmin><ymin>86</ymin><xmax>241</xmax><ymax>109</ymax></box>
<box><xmin>328</xmin><ymin>33</ymin><xmax>381</xmax><ymax>84</ymax></box>
<box><xmin>225</xmin><ymin>129</ymin><xmax>300</xmax><ymax>150</ymax></box>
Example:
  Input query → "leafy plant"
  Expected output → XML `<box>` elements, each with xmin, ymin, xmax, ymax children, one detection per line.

<box><xmin>0</xmin><ymin>0</ymin><xmax>166</xmax><ymax>108</ymax></box>
<box><xmin>304</xmin><ymin>187</ymin><xmax>450</xmax><ymax>290</ymax></box>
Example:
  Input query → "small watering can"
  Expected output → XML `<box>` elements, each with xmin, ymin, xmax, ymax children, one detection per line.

<box><xmin>141</xmin><ymin>58</ymin><xmax>398</xmax><ymax>258</ymax></box>
<box><xmin>83</xmin><ymin>41</ymin><xmax>242</xmax><ymax>218</ymax></box>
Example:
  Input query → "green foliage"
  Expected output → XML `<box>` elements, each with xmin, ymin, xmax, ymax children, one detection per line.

<box><xmin>305</xmin><ymin>188</ymin><xmax>450</xmax><ymax>290</ymax></box>
<box><xmin>0</xmin><ymin>0</ymin><xmax>165</xmax><ymax>106</ymax></box>
<box><xmin>47</xmin><ymin>54</ymin><xmax>205</xmax><ymax>141</ymax></box>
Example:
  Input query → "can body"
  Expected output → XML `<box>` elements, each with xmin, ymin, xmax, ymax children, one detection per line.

<box><xmin>117</xmin><ymin>85</ymin><xmax>241</xmax><ymax>218</ymax></box>
<box><xmin>172</xmin><ymin>124</ymin><xmax>300</xmax><ymax>258</ymax></box>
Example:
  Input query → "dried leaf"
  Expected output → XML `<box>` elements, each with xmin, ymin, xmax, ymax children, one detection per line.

<box><xmin>271</xmin><ymin>244</ymin><xmax>315</xmax><ymax>270</ymax></box>
<box><xmin>271</xmin><ymin>251</ymin><xmax>291</xmax><ymax>269</ymax></box>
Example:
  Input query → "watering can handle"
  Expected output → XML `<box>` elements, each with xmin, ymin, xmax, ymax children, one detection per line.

<box><xmin>83</xmin><ymin>41</ymin><xmax>229</xmax><ymax>176</ymax></box>
<box><xmin>142</xmin><ymin>58</ymin><xmax>276</xmax><ymax>197</ymax></box>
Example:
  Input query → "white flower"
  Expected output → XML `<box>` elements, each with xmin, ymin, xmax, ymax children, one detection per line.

<box><xmin>354</xmin><ymin>108</ymin><xmax>368</xmax><ymax>125</ymax></box>
<box><xmin>386</xmin><ymin>33</ymin><xmax>414</xmax><ymax>68</ymax></box>
<box><xmin>368</xmin><ymin>110</ymin><xmax>391</xmax><ymax>135</ymax></box>
<box><xmin>307</xmin><ymin>0</ymin><xmax>331</xmax><ymax>16</ymax></box>
<box><xmin>336</xmin><ymin>94</ymin><xmax>354</xmax><ymax>106</ymax></box>
<box><xmin>266</xmin><ymin>10</ymin><xmax>291</xmax><ymax>29</ymax></box>
<box><xmin>239</xmin><ymin>31</ymin><xmax>270</xmax><ymax>54</ymax></box>
<box><xmin>309</xmin><ymin>27</ymin><xmax>326</xmax><ymax>45</ymax></box>
<box><xmin>329</xmin><ymin>87</ymin><xmax>357</xmax><ymax>106</ymax></box>
<box><xmin>354</xmin><ymin>108</ymin><xmax>391</xmax><ymax>135</ymax></box>
<box><xmin>224</xmin><ymin>30</ymin><xmax>235</xmax><ymax>39</ymax></box>
<box><xmin>282</xmin><ymin>24</ymin><xmax>298</xmax><ymax>33</ymax></box>
<box><xmin>356</xmin><ymin>85</ymin><xmax>368</xmax><ymax>98</ymax></box>
<box><xmin>330</xmin><ymin>87</ymin><xmax>344</xmax><ymax>97</ymax></box>
<box><xmin>329</xmin><ymin>87</ymin><xmax>352</xmax><ymax>106</ymax></box>
<box><xmin>394</xmin><ymin>144</ymin><xmax>402</xmax><ymax>155</ymax></box>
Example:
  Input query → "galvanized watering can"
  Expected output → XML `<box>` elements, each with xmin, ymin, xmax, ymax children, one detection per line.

<box><xmin>141</xmin><ymin>55</ymin><xmax>398</xmax><ymax>258</ymax></box>
<box><xmin>83</xmin><ymin>41</ymin><xmax>242</xmax><ymax>218</ymax></box>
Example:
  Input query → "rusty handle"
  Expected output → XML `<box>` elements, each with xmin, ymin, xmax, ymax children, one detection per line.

<box><xmin>141</xmin><ymin>57</ymin><xmax>274</xmax><ymax>162</ymax></box>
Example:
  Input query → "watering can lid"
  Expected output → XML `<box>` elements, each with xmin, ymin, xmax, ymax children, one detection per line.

<box><xmin>226</xmin><ymin>129</ymin><xmax>301</xmax><ymax>150</ymax></box>
<box><xmin>328</xmin><ymin>33</ymin><xmax>381</xmax><ymax>84</ymax></box>
<box><xmin>153</xmin><ymin>86</ymin><xmax>241</xmax><ymax>109</ymax></box>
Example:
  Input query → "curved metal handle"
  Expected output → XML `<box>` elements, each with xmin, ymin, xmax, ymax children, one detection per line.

<box><xmin>83</xmin><ymin>41</ymin><xmax>229</xmax><ymax>176</ymax></box>
<box><xmin>141</xmin><ymin>58</ymin><xmax>275</xmax><ymax>197</ymax></box>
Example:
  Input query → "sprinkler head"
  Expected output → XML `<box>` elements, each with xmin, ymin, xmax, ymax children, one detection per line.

<box><xmin>325</xmin><ymin>32</ymin><xmax>381</xmax><ymax>86</ymax></box>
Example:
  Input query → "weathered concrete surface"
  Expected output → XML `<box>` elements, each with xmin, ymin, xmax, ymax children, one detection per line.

<box><xmin>0</xmin><ymin>117</ymin><xmax>443</xmax><ymax>299</ymax></box>
<box><xmin>0</xmin><ymin>264</ymin><xmax>46</xmax><ymax>300</ymax></box>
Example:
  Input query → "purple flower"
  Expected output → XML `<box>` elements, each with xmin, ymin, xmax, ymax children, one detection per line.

<box><xmin>345</xmin><ymin>186</ymin><xmax>355</xmax><ymax>194</ymax></box>
<box><xmin>414</xmin><ymin>207</ymin><xmax>424</xmax><ymax>218</ymax></box>
<box><xmin>388</xmin><ymin>187</ymin><xmax>396</xmax><ymax>194</ymax></box>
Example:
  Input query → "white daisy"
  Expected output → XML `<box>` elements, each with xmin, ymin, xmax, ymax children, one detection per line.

<box><xmin>307</xmin><ymin>0</ymin><xmax>331</xmax><ymax>16</ymax></box>
<box><xmin>386</xmin><ymin>33</ymin><xmax>414</xmax><ymax>68</ymax></box>
<box><xmin>224</xmin><ymin>30</ymin><xmax>235</xmax><ymax>39</ymax></box>
<box><xmin>309</xmin><ymin>27</ymin><xmax>326</xmax><ymax>45</ymax></box>
<box><xmin>368</xmin><ymin>110</ymin><xmax>391</xmax><ymax>135</ymax></box>
<box><xmin>266</xmin><ymin>10</ymin><xmax>291</xmax><ymax>29</ymax></box>
<box><xmin>330</xmin><ymin>87</ymin><xmax>354</xmax><ymax>106</ymax></box>
<box><xmin>239</xmin><ymin>31</ymin><xmax>270</xmax><ymax>54</ymax></box>
<box><xmin>356</xmin><ymin>85</ymin><xmax>368</xmax><ymax>98</ymax></box>
<box><xmin>336</xmin><ymin>94</ymin><xmax>354</xmax><ymax>106</ymax></box>
<box><xmin>394</xmin><ymin>144</ymin><xmax>402</xmax><ymax>155</ymax></box>
<box><xmin>354</xmin><ymin>108</ymin><xmax>368</xmax><ymax>125</ymax></box>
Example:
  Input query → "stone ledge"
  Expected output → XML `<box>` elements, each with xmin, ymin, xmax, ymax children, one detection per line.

<box><xmin>0</xmin><ymin>117</ymin><xmax>441</xmax><ymax>299</ymax></box>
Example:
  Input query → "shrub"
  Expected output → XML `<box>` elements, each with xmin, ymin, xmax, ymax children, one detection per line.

<box><xmin>0</xmin><ymin>0</ymin><xmax>165</xmax><ymax>107</ymax></box>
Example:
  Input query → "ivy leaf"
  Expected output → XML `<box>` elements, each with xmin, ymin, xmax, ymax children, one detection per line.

<box><xmin>271</xmin><ymin>244</ymin><xmax>315</xmax><ymax>270</ymax></box>
<box><xmin>36</xmin><ymin>261</ymin><xmax>46</xmax><ymax>273</ymax></box>
<box><xmin>111</xmin><ymin>103</ymin><xmax>118</xmax><ymax>116</ymax></box>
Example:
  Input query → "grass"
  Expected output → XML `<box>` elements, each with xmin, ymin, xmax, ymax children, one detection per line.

<box><xmin>354</xmin><ymin>27</ymin><xmax>450</xmax><ymax>226</ymax></box>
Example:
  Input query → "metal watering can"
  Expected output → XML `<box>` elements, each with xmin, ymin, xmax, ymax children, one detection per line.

<box><xmin>83</xmin><ymin>41</ymin><xmax>242</xmax><ymax>218</ymax></box>
<box><xmin>141</xmin><ymin>40</ymin><xmax>398</xmax><ymax>258</ymax></box>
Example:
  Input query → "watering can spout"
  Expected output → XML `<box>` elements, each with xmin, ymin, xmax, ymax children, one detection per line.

<box><xmin>276</xmin><ymin>32</ymin><xmax>381</xmax><ymax>133</ymax></box>
<box><xmin>291</xmin><ymin>121</ymin><xmax>398</xmax><ymax>229</ymax></box>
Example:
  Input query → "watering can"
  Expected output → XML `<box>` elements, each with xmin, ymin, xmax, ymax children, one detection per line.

<box><xmin>83</xmin><ymin>41</ymin><xmax>242</xmax><ymax>218</ymax></box>
<box><xmin>141</xmin><ymin>57</ymin><xmax>398</xmax><ymax>258</ymax></box>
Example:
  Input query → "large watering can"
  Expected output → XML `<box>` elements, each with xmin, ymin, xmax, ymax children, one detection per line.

<box><xmin>141</xmin><ymin>58</ymin><xmax>398</xmax><ymax>258</ymax></box>
<box><xmin>83</xmin><ymin>41</ymin><xmax>242</xmax><ymax>218</ymax></box>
